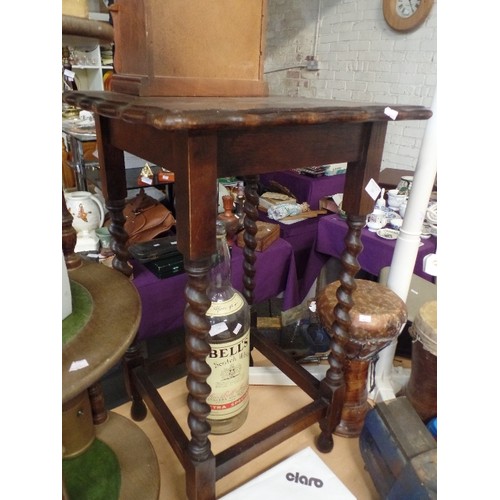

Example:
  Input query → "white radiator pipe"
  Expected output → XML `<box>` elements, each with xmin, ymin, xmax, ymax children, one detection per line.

<box><xmin>370</xmin><ymin>90</ymin><xmax>438</xmax><ymax>402</ymax></box>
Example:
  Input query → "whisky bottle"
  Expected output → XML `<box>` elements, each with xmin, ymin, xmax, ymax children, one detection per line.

<box><xmin>205</xmin><ymin>220</ymin><xmax>251</xmax><ymax>434</ymax></box>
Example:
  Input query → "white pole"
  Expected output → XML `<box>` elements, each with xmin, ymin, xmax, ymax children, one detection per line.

<box><xmin>371</xmin><ymin>90</ymin><xmax>438</xmax><ymax>402</ymax></box>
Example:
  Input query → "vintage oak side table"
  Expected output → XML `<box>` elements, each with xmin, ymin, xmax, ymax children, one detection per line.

<box><xmin>63</xmin><ymin>91</ymin><xmax>432</xmax><ymax>500</ymax></box>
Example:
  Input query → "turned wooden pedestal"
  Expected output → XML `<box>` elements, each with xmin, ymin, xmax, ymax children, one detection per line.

<box><xmin>317</xmin><ymin>279</ymin><xmax>408</xmax><ymax>437</ymax></box>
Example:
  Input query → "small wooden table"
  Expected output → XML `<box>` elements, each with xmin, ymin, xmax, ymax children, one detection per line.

<box><xmin>62</xmin><ymin>91</ymin><xmax>432</xmax><ymax>500</ymax></box>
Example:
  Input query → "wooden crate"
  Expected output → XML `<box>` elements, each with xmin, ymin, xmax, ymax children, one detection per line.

<box><xmin>110</xmin><ymin>0</ymin><xmax>269</xmax><ymax>97</ymax></box>
<box><xmin>237</xmin><ymin>221</ymin><xmax>279</xmax><ymax>252</ymax></box>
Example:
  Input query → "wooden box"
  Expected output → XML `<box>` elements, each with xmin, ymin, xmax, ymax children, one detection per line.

<box><xmin>109</xmin><ymin>0</ymin><xmax>269</xmax><ymax>97</ymax></box>
<box><xmin>237</xmin><ymin>221</ymin><xmax>279</xmax><ymax>252</ymax></box>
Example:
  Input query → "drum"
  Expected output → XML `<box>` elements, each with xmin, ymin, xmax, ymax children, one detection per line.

<box><xmin>405</xmin><ymin>300</ymin><xmax>437</xmax><ymax>422</ymax></box>
<box><xmin>317</xmin><ymin>279</ymin><xmax>407</xmax><ymax>437</ymax></box>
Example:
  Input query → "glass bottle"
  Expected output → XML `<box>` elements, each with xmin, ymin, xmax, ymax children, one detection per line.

<box><xmin>205</xmin><ymin>221</ymin><xmax>251</xmax><ymax>434</ymax></box>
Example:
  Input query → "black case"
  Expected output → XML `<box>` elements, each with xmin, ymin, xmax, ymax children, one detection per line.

<box><xmin>129</xmin><ymin>235</ymin><xmax>180</xmax><ymax>263</ymax></box>
<box><xmin>145</xmin><ymin>254</ymin><xmax>184</xmax><ymax>279</ymax></box>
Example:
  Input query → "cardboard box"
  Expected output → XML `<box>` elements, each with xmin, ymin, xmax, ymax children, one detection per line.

<box><xmin>237</xmin><ymin>221</ymin><xmax>280</xmax><ymax>252</ymax></box>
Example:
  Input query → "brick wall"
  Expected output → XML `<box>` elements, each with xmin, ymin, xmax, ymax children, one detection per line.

<box><xmin>264</xmin><ymin>0</ymin><xmax>437</xmax><ymax>171</ymax></box>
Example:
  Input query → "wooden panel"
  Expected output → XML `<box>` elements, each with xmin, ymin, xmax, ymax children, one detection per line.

<box><xmin>218</xmin><ymin>123</ymin><xmax>366</xmax><ymax>176</ymax></box>
<box><xmin>150</xmin><ymin>0</ymin><xmax>266</xmax><ymax>81</ymax></box>
<box><xmin>110</xmin><ymin>0</ymin><xmax>268</xmax><ymax>97</ymax></box>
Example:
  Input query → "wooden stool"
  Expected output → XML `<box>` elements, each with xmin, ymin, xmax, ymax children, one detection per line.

<box><xmin>317</xmin><ymin>279</ymin><xmax>407</xmax><ymax>437</ymax></box>
<box><xmin>404</xmin><ymin>300</ymin><xmax>437</xmax><ymax>422</ymax></box>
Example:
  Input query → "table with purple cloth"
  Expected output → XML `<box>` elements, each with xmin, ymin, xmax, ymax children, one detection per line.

<box><xmin>257</xmin><ymin>212</ymin><xmax>324</xmax><ymax>283</ymax></box>
<box><xmin>132</xmin><ymin>237</ymin><xmax>299</xmax><ymax>341</ymax></box>
<box><xmin>259</xmin><ymin>170</ymin><xmax>346</xmax><ymax>210</ymax></box>
<box><xmin>301</xmin><ymin>214</ymin><xmax>437</xmax><ymax>301</ymax></box>
<box><xmin>257</xmin><ymin>170</ymin><xmax>346</xmax><ymax>288</ymax></box>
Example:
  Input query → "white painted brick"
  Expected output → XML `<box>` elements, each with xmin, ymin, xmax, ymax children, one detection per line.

<box><xmin>370</xmin><ymin>40</ymin><xmax>396</xmax><ymax>51</ymax></box>
<box><xmin>358</xmin><ymin>51</ymin><xmax>380</xmax><ymax>62</ymax></box>
<box><xmin>332</xmin><ymin>90</ymin><xmax>353</xmax><ymax>100</ymax></box>
<box><xmin>358</xmin><ymin>30</ymin><xmax>382</xmax><ymax>42</ymax></box>
<box><xmin>352</xmin><ymin>20</ymin><xmax>378</xmax><ymax>32</ymax></box>
<box><xmin>370</xmin><ymin>61</ymin><xmax>392</xmax><ymax>73</ymax></box>
<box><xmin>334</xmin><ymin>71</ymin><xmax>355</xmax><ymax>81</ymax></box>
<box><xmin>399</xmin><ymin>73</ymin><xmax>426</xmax><ymax>85</ymax></box>
<box><xmin>348</xmin><ymin>40</ymin><xmax>371</xmax><ymax>51</ymax></box>
<box><xmin>375</xmin><ymin>71</ymin><xmax>400</xmax><ymax>83</ymax></box>
<box><xmin>346</xmin><ymin>80</ymin><xmax>368</xmax><ymax>91</ymax></box>
<box><xmin>338</xmin><ymin>25</ymin><xmax>358</xmax><ymax>37</ymax></box>
<box><xmin>354</xmin><ymin>71</ymin><xmax>376</xmax><ymax>82</ymax></box>
<box><xmin>352</xmin><ymin>91</ymin><xmax>373</xmax><ymax>101</ymax></box>
<box><xmin>381</xmin><ymin>51</ymin><xmax>407</xmax><ymax>63</ymax></box>
<box><xmin>367</xmin><ymin>82</ymin><xmax>391</xmax><ymax>93</ymax></box>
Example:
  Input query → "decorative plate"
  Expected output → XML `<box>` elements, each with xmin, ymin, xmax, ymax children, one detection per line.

<box><xmin>377</xmin><ymin>228</ymin><xmax>399</xmax><ymax>240</ymax></box>
<box><xmin>384</xmin><ymin>210</ymin><xmax>402</xmax><ymax>222</ymax></box>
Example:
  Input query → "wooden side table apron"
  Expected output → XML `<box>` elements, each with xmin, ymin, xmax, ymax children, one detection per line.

<box><xmin>63</xmin><ymin>90</ymin><xmax>432</xmax><ymax>500</ymax></box>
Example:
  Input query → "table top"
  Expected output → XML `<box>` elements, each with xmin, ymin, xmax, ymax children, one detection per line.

<box><xmin>62</xmin><ymin>92</ymin><xmax>432</xmax><ymax>131</ymax></box>
<box><xmin>62</xmin><ymin>261</ymin><xmax>141</xmax><ymax>403</ymax></box>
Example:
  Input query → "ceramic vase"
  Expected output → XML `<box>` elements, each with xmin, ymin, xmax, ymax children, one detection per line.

<box><xmin>65</xmin><ymin>191</ymin><xmax>105</xmax><ymax>252</ymax></box>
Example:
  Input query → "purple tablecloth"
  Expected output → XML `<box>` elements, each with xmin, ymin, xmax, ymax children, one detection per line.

<box><xmin>259</xmin><ymin>170</ymin><xmax>346</xmax><ymax>210</ymax></box>
<box><xmin>258</xmin><ymin>212</ymin><xmax>323</xmax><ymax>282</ymax></box>
<box><xmin>301</xmin><ymin>214</ymin><xmax>437</xmax><ymax>300</ymax></box>
<box><xmin>131</xmin><ymin>237</ymin><xmax>299</xmax><ymax>341</ymax></box>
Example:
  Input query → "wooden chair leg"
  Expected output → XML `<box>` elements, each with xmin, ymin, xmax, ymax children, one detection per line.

<box><xmin>123</xmin><ymin>341</ymin><xmax>148</xmax><ymax>421</ymax></box>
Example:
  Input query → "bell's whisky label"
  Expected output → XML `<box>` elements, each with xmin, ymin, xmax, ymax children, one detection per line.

<box><xmin>206</xmin><ymin>294</ymin><xmax>245</xmax><ymax>317</ymax></box>
<box><xmin>207</xmin><ymin>329</ymin><xmax>250</xmax><ymax>420</ymax></box>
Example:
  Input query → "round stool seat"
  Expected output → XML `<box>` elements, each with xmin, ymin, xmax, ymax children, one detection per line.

<box><xmin>317</xmin><ymin>279</ymin><xmax>407</xmax><ymax>437</ymax></box>
<box><xmin>317</xmin><ymin>279</ymin><xmax>407</xmax><ymax>359</ymax></box>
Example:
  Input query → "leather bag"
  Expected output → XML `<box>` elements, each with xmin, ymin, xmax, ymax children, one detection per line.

<box><xmin>123</xmin><ymin>189</ymin><xmax>175</xmax><ymax>245</ymax></box>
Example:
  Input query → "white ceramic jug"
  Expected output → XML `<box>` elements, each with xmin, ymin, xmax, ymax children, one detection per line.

<box><xmin>65</xmin><ymin>190</ymin><xmax>105</xmax><ymax>252</ymax></box>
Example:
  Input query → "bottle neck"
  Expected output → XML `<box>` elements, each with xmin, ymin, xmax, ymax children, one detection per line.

<box><xmin>209</xmin><ymin>222</ymin><xmax>232</xmax><ymax>292</ymax></box>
